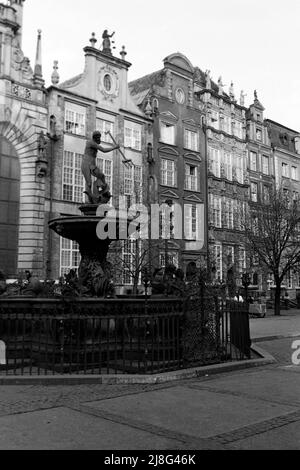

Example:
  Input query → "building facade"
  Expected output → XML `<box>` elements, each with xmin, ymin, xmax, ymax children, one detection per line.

<box><xmin>193</xmin><ymin>72</ymin><xmax>249</xmax><ymax>286</ymax></box>
<box><xmin>0</xmin><ymin>0</ymin><xmax>299</xmax><ymax>294</ymax></box>
<box><xmin>266</xmin><ymin>119</ymin><xmax>300</xmax><ymax>294</ymax></box>
<box><xmin>129</xmin><ymin>53</ymin><xmax>208</xmax><ymax>276</ymax></box>
<box><xmin>0</xmin><ymin>0</ymin><xmax>48</xmax><ymax>278</ymax></box>
<box><xmin>45</xmin><ymin>33</ymin><xmax>152</xmax><ymax>283</ymax></box>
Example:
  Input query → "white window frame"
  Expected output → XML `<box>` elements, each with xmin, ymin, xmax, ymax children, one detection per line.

<box><xmin>282</xmin><ymin>162</ymin><xmax>289</xmax><ymax>178</ymax></box>
<box><xmin>96</xmin><ymin>156</ymin><xmax>113</xmax><ymax>196</ymax></box>
<box><xmin>184</xmin><ymin>204</ymin><xmax>198</xmax><ymax>241</ymax></box>
<box><xmin>235</xmin><ymin>121</ymin><xmax>243</xmax><ymax>139</ymax></box>
<box><xmin>235</xmin><ymin>155</ymin><xmax>244</xmax><ymax>184</ymax></box>
<box><xmin>262</xmin><ymin>155</ymin><xmax>270</xmax><ymax>175</ymax></box>
<box><xmin>60</xmin><ymin>238</ymin><xmax>80</xmax><ymax>277</ymax></box>
<box><xmin>161</xmin><ymin>158</ymin><xmax>176</xmax><ymax>187</ymax></box>
<box><xmin>185</xmin><ymin>163</ymin><xmax>198</xmax><ymax>191</ymax></box>
<box><xmin>214</xmin><ymin>244</ymin><xmax>223</xmax><ymax>281</ymax></box>
<box><xmin>223</xmin><ymin>152</ymin><xmax>232</xmax><ymax>181</ymax></box>
<box><xmin>124</xmin><ymin>123</ymin><xmax>142</xmax><ymax>151</ymax></box>
<box><xmin>160</xmin><ymin>121</ymin><xmax>175</xmax><ymax>145</ymax></box>
<box><xmin>209</xmin><ymin>147</ymin><xmax>221</xmax><ymax>178</ymax></box>
<box><xmin>251</xmin><ymin>182</ymin><xmax>258</xmax><ymax>202</ymax></box>
<box><xmin>210</xmin><ymin>110</ymin><xmax>219</xmax><ymax>130</ymax></box>
<box><xmin>123</xmin><ymin>164</ymin><xmax>143</xmax><ymax>208</ymax></box>
<box><xmin>210</xmin><ymin>195</ymin><xmax>222</xmax><ymax>228</ymax></box>
<box><xmin>62</xmin><ymin>151</ymin><xmax>84</xmax><ymax>203</ymax></box>
<box><xmin>184</xmin><ymin>129</ymin><xmax>198</xmax><ymax>151</ymax></box>
<box><xmin>96</xmin><ymin>118</ymin><xmax>114</xmax><ymax>143</ymax></box>
<box><xmin>159</xmin><ymin>252</ymin><xmax>179</xmax><ymax>268</ymax></box>
<box><xmin>250</xmin><ymin>151</ymin><xmax>257</xmax><ymax>172</ymax></box>
<box><xmin>291</xmin><ymin>166</ymin><xmax>298</xmax><ymax>181</ymax></box>
<box><xmin>65</xmin><ymin>106</ymin><xmax>86</xmax><ymax>136</ymax></box>
<box><xmin>223</xmin><ymin>115</ymin><xmax>231</xmax><ymax>134</ymax></box>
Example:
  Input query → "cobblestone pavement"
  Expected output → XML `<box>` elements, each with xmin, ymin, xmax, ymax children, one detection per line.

<box><xmin>0</xmin><ymin>335</ymin><xmax>299</xmax><ymax>449</ymax></box>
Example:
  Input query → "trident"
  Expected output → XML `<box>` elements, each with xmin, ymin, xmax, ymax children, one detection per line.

<box><xmin>105</xmin><ymin>130</ymin><xmax>132</xmax><ymax>167</ymax></box>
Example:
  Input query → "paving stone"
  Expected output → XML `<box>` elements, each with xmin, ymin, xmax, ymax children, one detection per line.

<box><xmin>0</xmin><ymin>407</ymin><xmax>182</xmax><ymax>450</ymax></box>
<box><xmin>83</xmin><ymin>385</ymin><xmax>298</xmax><ymax>439</ymax></box>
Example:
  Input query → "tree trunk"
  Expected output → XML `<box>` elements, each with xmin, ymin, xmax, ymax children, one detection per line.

<box><xmin>274</xmin><ymin>283</ymin><xmax>281</xmax><ymax>316</ymax></box>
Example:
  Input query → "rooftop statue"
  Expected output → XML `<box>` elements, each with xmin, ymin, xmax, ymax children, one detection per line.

<box><xmin>82</xmin><ymin>131</ymin><xmax>119</xmax><ymax>204</ymax></box>
<box><xmin>205</xmin><ymin>70</ymin><xmax>211</xmax><ymax>89</ymax></box>
<box><xmin>102</xmin><ymin>30</ymin><xmax>115</xmax><ymax>54</ymax></box>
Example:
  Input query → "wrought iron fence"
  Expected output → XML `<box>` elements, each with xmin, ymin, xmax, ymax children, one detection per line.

<box><xmin>0</xmin><ymin>297</ymin><xmax>251</xmax><ymax>376</ymax></box>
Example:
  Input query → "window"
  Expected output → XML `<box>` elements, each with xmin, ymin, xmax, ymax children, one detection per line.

<box><xmin>223</xmin><ymin>116</ymin><xmax>231</xmax><ymax>134</ymax></box>
<box><xmin>235</xmin><ymin>155</ymin><xmax>244</xmax><ymax>184</ymax></box>
<box><xmin>184</xmin><ymin>129</ymin><xmax>198</xmax><ymax>151</ymax></box>
<box><xmin>124</xmin><ymin>122</ymin><xmax>142</xmax><ymax>150</ymax></box>
<box><xmin>160</xmin><ymin>252</ymin><xmax>178</xmax><ymax>268</ymax></box>
<box><xmin>291</xmin><ymin>166</ymin><xmax>298</xmax><ymax>181</ymax></box>
<box><xmin>252</xmin><ymin>215</ymin><xmax>259</xmax><ymax>235</ymax></box>
<box><xmin>122</xmin><ymin>240</ymin><xmax>136</xmax><ymax>285</ymax></box>
<box><xmin>209</xmin><ymin>147</ymin><xmax>221</xmax><ymax>178</ymax></box>
<box><xmin>262</xmin><ymin>155</ymin><xmax>269</xmax><ymax>175</ymax></box>
<box><xmin>210</xmin><ymin>110</ymin><xmax>219</xmax><ymax>130</ymax></box>
<box><xmin>250</xmin><ymin>183</ymin><xmax>258</xmax><ymax>203</ymax></box>
<box><xmin>60</xmin><ymin>239</ymin><xmax>80</xmax><ymax>277</ymax></box>
<box><xmin>250</xmin><ymin>151</ymin><xmax>257</xmax><ymax>172</ymax></box>
<box><xmin>185</xmin><ymin>164</ymin><xmax>198</xmax><ymax>191</ymax></box>
<box><xmin>256</xmin><ymin>128</ymin><xmax>262</xmax><ymax>141</ymax></box>
<box><xmin>214</xmin><ymin>244</ymin><xmax>222</xmax><ymax>281</ymax></box>
<box><xmin>223</xmin><ymin>152</ymin><xmax>232</xmax><ymax>180</ymax></box>
<box><xmin>124</xmin><ymin>164</ymin><xmax>142</xmax><ymax>208</ymax></box>
<box><xmin>63</xmin><ymin>151</ymin><xmax>84</xmax><ymax>202</ymax></box>
<box><xmin>65</xmin><ymin>105</ymin><xmax>86</xmax><ymax>136</ymax></box>
<box><xmin>96</xmin><ymin>157</ymin><xmax>113</xmax><ymax>193</ymax></box>
<box><xmin>96</xmin><ymin>118</ymin><xmax>114</xmax><ymax>143</ymax></box>
<box><xmin>282</xmin><ymin>162</ymin><xmax>289</xmax><ymax>178</ymax></box>
<box><xmin>160</xmin><ymin>122</ymin><xmax>175</xmax><ymax>145</ymax></box>
<box><xmin>263</xmin><ymin>185</ymin><xmax>270</xmax><ymax>203</ymax></box>
<box><xmin>161</xmin><ymin>158</ymin><xmax>176</xmax><ymax>187</ymax></box>
<box><xmin>0</xmin><ymin>137</ymin><xmax>20</xmax><ymax>277</ymax></box>
<box><xmin>235</xmin><ymin>200</ymin><xmax>242</xmax><ymax>231</ymax></box>
<box><xmin>235</xmin><ymin>121</ymin><xmax>243</xmax><ymax>139</ymax></box>
<box><xmin>224</xmin><ymin>246</ymin><xmax>235</xmax><ymax>271</ymax></box>
<box><xmin>224</xmin><ymin>198</ymin><xmax>234</xmax><ymax>229</ymax></box>
<box><xmin>238</xmin><ymin>247</ymin><xmax>246</xmax><ymax>274</ymax></box>
<box><xmin>184</xmin><ymin>204</ymin><xmax>198</xmax><ymax>240</ymax></box>
<box><xmin>104</xmin><ymin>74</ymin><xmax>112</xmax><ymax>92</ymax></box>
<box><xmin>160</xmin><ymin>204</ymin><xmax>174</xmax><ymax>239</ymax></box>
<box><xmin>250</xmin><ymin>182</ymin><xmax>258</xmax><ymax>202</ymax></box>
<box><xmin>210</xmin><ymin>195</ymin><xmax>222</xmax><ymax>228</ymax></box>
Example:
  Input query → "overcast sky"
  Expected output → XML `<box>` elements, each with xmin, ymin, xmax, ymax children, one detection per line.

<box><xmin>21</xmin><ymin>0</ymin><xmax>300</xmax><ymax>131</ymax></box>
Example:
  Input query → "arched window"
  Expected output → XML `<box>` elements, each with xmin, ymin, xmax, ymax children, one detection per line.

<box><xmin>103</xmin><ymin>74</ymin><xmax>112</xmax><ymax>92</ymax></box>
<box><xmin>0</xmin><ymin>137</ymin><xmax>20</xmax><ymax>277</ymax></box>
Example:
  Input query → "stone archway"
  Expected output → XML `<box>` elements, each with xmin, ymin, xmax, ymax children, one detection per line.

<box><xmin>0</xmin><ymin>136</ymin><xmax>20</xmax><ymax>277</ymax></box>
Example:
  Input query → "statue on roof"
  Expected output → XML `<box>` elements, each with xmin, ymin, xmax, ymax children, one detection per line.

<box><xmin>102</xmin><ymin>30</ymin><xmax>115</xmax><ymax>55</ymax></box>
<box><xmin>240</xmin><ymin>90</ymin><xmax>246</xmax><ymax>107</ymax></box>
<box><xmin>229</xmin><ymin>82</ymin><xmax>235</xmax><ymax>101</ymax></box>
<box><xmin>205</xmin><ymin>70</ymin><xmax>211</xmax><ymax>89</ymax></box>
<box><xmin>218</xmin><ymin>76</ymin><xmax>224</xmax><ymax>95</ymax></box>
<box><xmin>254</xmin><ymin>90</ymin><xmax>258</xmax><ymax>101</ymax></box>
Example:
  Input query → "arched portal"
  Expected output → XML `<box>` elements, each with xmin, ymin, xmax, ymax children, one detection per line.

<box><xmin>0</xmin><ymin>137</ymin><xmax>20</xmax><ymax>277</ymax></box>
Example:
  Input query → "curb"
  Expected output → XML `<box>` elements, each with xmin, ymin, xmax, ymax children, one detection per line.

<box><xmin>252</xmin><ymin>333</ymin><xmax>300</xmax><ymax>343</ymax></box>
<box><xmin>0</xmin><ymin>346</ymin><xmax>276</xmax><ymax>386</ymax></box>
